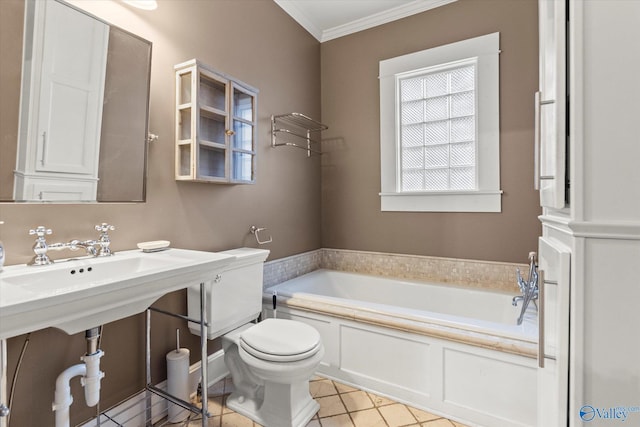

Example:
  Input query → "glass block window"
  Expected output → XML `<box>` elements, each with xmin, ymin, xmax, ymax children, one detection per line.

<box><xmin>398</xmin><ymin>60</ymin><xmax>477</xmax><ymax>192</ymax></box>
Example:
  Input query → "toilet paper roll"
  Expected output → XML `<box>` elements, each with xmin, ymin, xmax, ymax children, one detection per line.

<box><xmin>166</xmin><ymin>348</ymin><xmax>190</xmax><ymax>422</ymax></box>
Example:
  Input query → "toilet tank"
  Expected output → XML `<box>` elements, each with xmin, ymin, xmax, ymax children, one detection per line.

<box><xmin>187</xmin><ymin>247</ymin><xmax>269</xmax><ymax>340</ymax></box>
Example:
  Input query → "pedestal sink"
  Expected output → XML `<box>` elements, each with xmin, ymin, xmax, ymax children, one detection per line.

<box><xmin>0</xmin><ymin>248</ymin><xmax>235</xmax><ymax>339</ymax></box>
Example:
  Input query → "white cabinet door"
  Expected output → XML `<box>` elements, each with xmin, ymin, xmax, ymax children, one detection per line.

<box><xmin>537</xmin><ymin>0</ymin><xmax>567</xmax><ymax>209</ymax></box>
<box><xmin>35</xmin><ymin>0</ymin><xmax>108</xmax><ymax>176</ymax></box>
<box><xmin>537</xmin><ymin>236</ymin><xmax>570</xmax><ymax>426</ymax></box>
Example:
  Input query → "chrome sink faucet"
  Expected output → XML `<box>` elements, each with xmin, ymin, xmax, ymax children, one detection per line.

<box><xmin>28</xmin><ymin>224</ymin><xmax>115</xmax><ymax>265</ymax></box>
<box><xmin>512</xmin><ymin>252</ymin><xmax>539</xmax><ymax>325</ymax></box>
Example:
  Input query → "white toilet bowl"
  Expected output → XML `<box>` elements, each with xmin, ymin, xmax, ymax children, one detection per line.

<box><xmin>187</xmin><ymin>248</ymin><xmax>324</xmax><ymax>426</ymax></box>
<box><xmin>222</xmin><ymin>318</ymin><xmax>324</xmax><ymax>427</ymax></box>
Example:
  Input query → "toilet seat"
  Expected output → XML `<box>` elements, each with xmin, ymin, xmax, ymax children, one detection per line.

<box><xmin>239</xmin><ymin>319</ymin><xmax>322</xmax><ymax>362</ymax></box>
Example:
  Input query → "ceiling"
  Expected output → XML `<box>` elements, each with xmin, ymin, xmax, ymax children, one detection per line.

<box><xmin>274</xmin><ymin>0</ymin><xmax>457</xmax><ymax>43</ymax></box>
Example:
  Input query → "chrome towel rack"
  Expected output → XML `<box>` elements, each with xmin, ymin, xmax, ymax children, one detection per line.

<box><xmin>271</xmin><ymin>113</ymin><xmax>328</xmax><ymax>157</ymax></box>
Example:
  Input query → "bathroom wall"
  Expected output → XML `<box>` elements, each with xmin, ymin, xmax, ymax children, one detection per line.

<box><xmin>0</xmin><ymin>0</ymin><xmax>321</xmax><ymax>424</ymax></box>
<box><xmin>320</xmin><ymin>0</ymin><xmax>541</xmax><ymax>263</ymax></box>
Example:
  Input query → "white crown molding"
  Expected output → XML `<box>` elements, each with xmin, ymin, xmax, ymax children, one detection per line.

<box><xmin>321</xmin><ymin>0</ymin><xmax>458</xmax><ymax>42</ymax></box>
<box><xmin>275</xmin><ymin>0</ymin><xmax>457</xmax><ymax>43</ymax></box>
<box><xmin>273</xmin><ymin>0</ymin><xmax>324</xmax><ymax>41</ymax></box>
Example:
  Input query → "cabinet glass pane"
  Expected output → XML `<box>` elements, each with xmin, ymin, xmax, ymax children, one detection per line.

<box><xmin>178</xmin><ymin>144</ymin><xmax>191</xmax><ymax>176</ymax></box>
<box><xmin>179</xmin><ymin>72</ymin><xmax>192</xmax><ymax>104</ymax></box>
<box><xmin>234</xmin><ymin>89</ymin><xmax>253</xmax><ymax>121</ymax></box>
<box><xmin>179</xmin><ymin>109</ymin><xmax>191</xmax><ymax>140</ymax></box>
<box><xmin>233</xmin><ymin>121</ymin><xmax>254</xmax><ymax>151</ymax></box>
<box><xmin>232</xmin><ymin>152</ymin><xmax>254</xmax><ymax>182</ymax></box>
<box><xmin>200</xmin><ymin>76</ymin><xmax>226</xmax><ymax>111</ymax></box>
<box><xmin>199</xmin><ymin>146</ymin><xmax>226</xmax><ymax>178</ymax></box>
<box><xmin>200</xmin><ymin>111</ymin><xmax>225</xmax><ymax>143</ymax></box>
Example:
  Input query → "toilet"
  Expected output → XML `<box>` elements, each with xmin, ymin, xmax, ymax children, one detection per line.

<box><xmin>187</xmin><ymin>248</ymin><xmax>324</xmax><ymax>427</ymax></box>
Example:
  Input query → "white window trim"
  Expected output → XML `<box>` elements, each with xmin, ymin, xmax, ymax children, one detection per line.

<box><xmin>379</xmin><ymin>32</ymin><xmax>502</xmax><ymax>212</ymax></box>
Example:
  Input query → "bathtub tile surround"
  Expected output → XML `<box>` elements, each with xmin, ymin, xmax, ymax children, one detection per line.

<box><xmin>264</xmin><ymin>248</ymin><xmax>526</xmax><ymax>293</ymax></box>
<box><xmin>173</xmin><ymin>376</ymin><xmax>468</xmax><ymax>426</ymax></box>
<box><xmin>321</xmin><ymin>249</ymin><xmax>525</xmax><ymax>293</ymax></box>
<box><xmin>263</xmin><ymin>249</ymin><xmax>323</xmax><ymax>288</ymax></box>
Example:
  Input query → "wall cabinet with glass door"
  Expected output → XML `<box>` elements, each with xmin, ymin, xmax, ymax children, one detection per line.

<box><xmin>175</xmin><ymin>59</ymin><xmax>258</xmax><ymax>184</ymax></box>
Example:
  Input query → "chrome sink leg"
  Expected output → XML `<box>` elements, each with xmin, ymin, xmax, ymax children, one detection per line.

<box><xmin>1</xmin><ymin>339</ymin><xmax>10</xmax><ymax>427</ymax></box>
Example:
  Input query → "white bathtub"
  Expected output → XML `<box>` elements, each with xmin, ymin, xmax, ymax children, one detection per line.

<box><xmin>263</xmin><ymin>269</ymin><xmax>539</xmax><ymax>427</ymax></box>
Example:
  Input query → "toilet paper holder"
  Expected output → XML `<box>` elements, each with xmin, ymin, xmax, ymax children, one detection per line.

<box><xmin>249</xmin><ymin>225</ymin><xmax>273</xmax><ymax>245</ymax></box>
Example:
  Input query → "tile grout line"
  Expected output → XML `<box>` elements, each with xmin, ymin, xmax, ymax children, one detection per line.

<box><xmin>335</xmin><ymin>381</ymin><xmax>381</xmax><ymax>427</ymax></box>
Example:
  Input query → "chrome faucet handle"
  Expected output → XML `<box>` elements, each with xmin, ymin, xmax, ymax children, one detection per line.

<box><xmin>527</xmin><ymin>251</ymin><xmax>537</xmax><ymax>284</ymax></box>
<box><xmin>95</xmin><ymin>223</ymin><xmax>115</xmax><ymax>234</ymax></box>
<box><xmin>516</xmin><ymin>268</ymin><xmax>527</xmax><ymax>293</ymax></box>
<box><xmin>514</xmin><ymin>252</ymin><xmax>540</xmax><ymax>325</ymax></box>
<box><xmin>28</xmin><ymin>226</ymin><xmax>53</xmax><ymax>265</ymax></box>
<box><xmin>29</xmin><ymin>226</ymin><xmax>52</xmax><ymax>239</ymax></box>
<box><xmin>94</xmin><ymin>223</ymin><xmax>115</xmax><ymax>256</ymax></box>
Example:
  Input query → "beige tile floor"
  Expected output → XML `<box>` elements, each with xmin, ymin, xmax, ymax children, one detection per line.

<box><xmin>162</xmin><ymin>376</ymin><xmax>468</xmax><ymax>427</ymax></box>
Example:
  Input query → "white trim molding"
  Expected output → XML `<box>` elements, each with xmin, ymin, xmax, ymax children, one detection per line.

<box><xmin>379</xmin><ymin>190</ymin><xmax>502</xmax><ymax>213</ymax></box>
<box><xmin>568</xmin><ymin>221</ymin><xmax>640</xmax><ymax>240</ymax></box>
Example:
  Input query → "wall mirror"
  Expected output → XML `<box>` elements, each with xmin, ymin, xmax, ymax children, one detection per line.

<box><xmin>0</xmin><ymin>0</ymin><xmax>152</xmax><ymax>203</ymax></box>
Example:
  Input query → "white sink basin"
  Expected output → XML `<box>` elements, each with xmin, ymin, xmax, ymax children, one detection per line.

<box><xmin>0</xmin><ymin>248</ymin><xmax>235</xmax><ymax>339</ymax></box>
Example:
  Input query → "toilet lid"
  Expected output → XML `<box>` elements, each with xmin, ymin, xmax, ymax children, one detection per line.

<box><xmin>239</xmin><ymin>318</ymin><xmax>321</xmax><ymax>362</ymax></box>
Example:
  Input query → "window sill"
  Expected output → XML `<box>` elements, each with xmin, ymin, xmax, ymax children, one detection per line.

<box><xmin>380</xmin><ymin>190</ymin><xmax>502</xmax><ymax>212</ymax></box>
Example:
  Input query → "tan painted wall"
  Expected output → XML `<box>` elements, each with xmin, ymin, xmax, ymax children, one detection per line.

<box><xmin>0</xmin><ymin>0</ymin><xmax>320</xmax><ymax>424</ymax></box>
<box><xmin>320</xmin><ymin>0</ymin><xmax>541</xmax><ymax>263</ymax></box>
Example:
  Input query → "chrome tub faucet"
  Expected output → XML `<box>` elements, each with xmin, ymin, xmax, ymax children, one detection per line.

<box><xmin>513</xmin><ymin>252</ymin><xmax>539</xmax><ymax>325</ymax></box>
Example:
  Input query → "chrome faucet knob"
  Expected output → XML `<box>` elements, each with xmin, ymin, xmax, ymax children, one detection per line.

<box><xmin>95</xmin><ymin>223</ymin><xmax>115</xmax><ymax>233</ymax></box>
<box><xmin>29</xmin><ymin>226</ymin><xmax>52</xmax><ymax>238</ymax></box>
